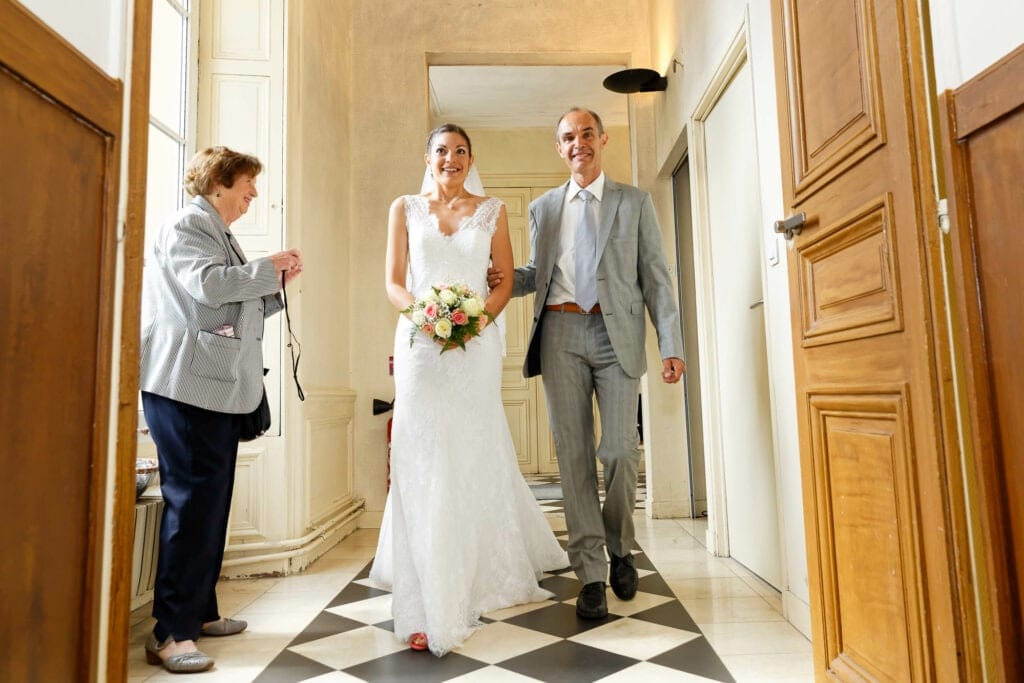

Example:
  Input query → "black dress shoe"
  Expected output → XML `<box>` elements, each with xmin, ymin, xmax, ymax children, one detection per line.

<box><xmin>576</xmin><ymin>581</ymin><xmax>608</xmax><ymax>619</ymax></box>
<box><xmin>610</xmin><ymin>552</ymin><xmax>638</xmax><ymax>600</ymax></box>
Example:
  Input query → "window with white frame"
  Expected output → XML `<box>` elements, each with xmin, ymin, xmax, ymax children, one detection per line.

<box><xmin>140</xmin><ymin>0</ymin><xmax>196</xmax><ymax>425</ymax></box>
<box><xmin>144</xmin><ymin>0</ymin><xmax>196</xmax><ymax>260</ymax></box>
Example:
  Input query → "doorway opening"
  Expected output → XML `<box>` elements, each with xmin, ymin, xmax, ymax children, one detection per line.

<box><xmin>671</xmin><ymin>154</ymin><xmax>708</xmax><ymax>521</ymax></box>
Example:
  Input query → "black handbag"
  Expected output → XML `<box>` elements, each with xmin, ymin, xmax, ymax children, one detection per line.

<box><xmin>237</xmin><ymin>272</ymin><xmax>303</xmax><ymax>442</ymax></box>
<box><xmin>239</xmin><ymin>375</ymin><xmax>271</xmax><ymax>442</ymax></box>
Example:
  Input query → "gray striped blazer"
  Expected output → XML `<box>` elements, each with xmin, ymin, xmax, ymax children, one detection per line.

<box><xmin>139</xmin><ymin>196</ymin><xmax>283</xmax><ymax>414</ymax></box>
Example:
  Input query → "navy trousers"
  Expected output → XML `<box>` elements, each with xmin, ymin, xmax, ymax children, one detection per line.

<box><xmin>142</xmin><ymin>391</ymin><xmax>240</xmax><ymax>642</ymax></box>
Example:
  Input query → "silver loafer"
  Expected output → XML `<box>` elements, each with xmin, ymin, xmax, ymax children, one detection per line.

<box><xmin>145</xmin><ymin>633</ymin><xmax>214</xmax><ymax>673</ymax></box>
<box><xmin>199</xmin><ymin>616</ymin><xmax>248</xmax><ymax>637</ymax></box>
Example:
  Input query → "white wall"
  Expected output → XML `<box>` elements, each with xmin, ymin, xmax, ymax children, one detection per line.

<box><xmin>929</xmin><ymin>0</ymin><xmax>1024</xmax><ymax>90</ymax></box>
<box><xmin>648</xmin><ymin>0</ymin><xmax>809</xmax><ymax>636</ymax></box>
<box><xmin>16</xmin><ymin>0</ymin><xmax>126</xmax><ymax>78</ymax></box>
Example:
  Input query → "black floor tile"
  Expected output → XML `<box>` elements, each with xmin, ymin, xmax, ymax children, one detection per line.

<box><xmin>288</xmin><ymin>610</ymin><xmax>366</xmax><ymax>647</ymax></box>
<box><xmin>630</xmin><ymin>599</ymin><xmax>702</xmax><ymax>633</ymax></box>
<box><xmin>637</xmin><ymin>570</ymin><xmax>676</xmax><ymax>598</ymax></box>
<box><xmin>502</xmin><ymin>601</ymin><xmax>620</xmax><ymax>638</ymax></box>
<box><xmin>326</xmin><ymin>580</ymin><xmax>388</xmax><ymax>608</ymax></box>
<box><xmin>538</xmin><ymin>573</ymin><xmax>583</xmax><ymax>602</ymax></box>
<box><xmin>344</xmin><ymin>649</ymin><xmax>486</xmax><ymax>683</ymax></box>
<box><xmin>498</xmin><ymin>640</ymin><xmax>637</xmax><ymax>683</ymax></box>
<box><xmin>251</xmin><ymin>650</ymin><xmax>335</xmax><ymax>683</ymax></box>
<box><xmin>632</xmin><ymin>551</ymin><xmax>657</xmax><ymax>571</ymax></box>
<box><xmin>649</xmin><ymin>637</ymin><xmax>736</xmax><ymax>682</ymax></box>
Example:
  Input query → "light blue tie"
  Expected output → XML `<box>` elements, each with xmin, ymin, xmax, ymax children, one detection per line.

<box><xmin>574</xmin><ymin>189</ymin><xmax>598</xmax><ymax>312</ymax></box>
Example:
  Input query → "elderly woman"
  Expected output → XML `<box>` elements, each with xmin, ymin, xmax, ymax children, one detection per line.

<box><xmin>139</xmin><ymin>146</ymin><xmax>302</xmax><ymax>673</ymax></box>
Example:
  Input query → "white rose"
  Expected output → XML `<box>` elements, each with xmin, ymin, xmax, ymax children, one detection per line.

<box><xmin>460</xmin><ymin>296</ymin><xmax>484</xmax><ymax>316</ymax></box>
<box><xmin>421</xmin><ymin>288</ymin><xmax>440</xmax><ymax>303</ymax></box>
<box><xmin>434</xmin><ymin>318</ymin><xmax>453</xmax><ymax>338</ymax></box>
<box><xmin>439</xmin><ymin>288</ymin><xmax>458</xmax><ymax>306</ymax></box>
<box><xmin>410</xmin><ymin>309</ymin><xmax>426</xmax><ymax>326</ymax></box>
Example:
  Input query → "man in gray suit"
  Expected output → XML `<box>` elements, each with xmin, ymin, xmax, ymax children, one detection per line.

<box><xmin>496</xmin><ymin>108</ymin><xmax>685</xmax><ymax>619</ymax></box>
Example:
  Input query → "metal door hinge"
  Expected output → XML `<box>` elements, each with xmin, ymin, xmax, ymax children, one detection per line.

<box><xmin>937</xmin><ymin>198</ymin><xmax>950</xmax><ymax>235</ymax></box>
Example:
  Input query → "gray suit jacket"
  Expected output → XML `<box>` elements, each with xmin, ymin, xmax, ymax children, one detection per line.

<box><xmin>139</xmin><ymin>196</ymin><xmax>283</xmax><ymax>413</ymax></box>
<box><xmin>513</xmin><ymin>178</ymin><xmax>684</xmax><ymax>379</ymax></box>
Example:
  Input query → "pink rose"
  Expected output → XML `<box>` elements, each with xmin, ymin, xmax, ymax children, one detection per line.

<box><xmin>421</xmin><ymin>322</ymin><xmax>435</xmax><ymax>335</ymax></box>
<box><xmin>451</xmin><ymin>310</ymin><xmax>469</xmax><ymax>325</ymax></box>
<box><xmin>424</xmin><ymin>302</ymin><xmax>439</xmax><ymax>319</ymax></box>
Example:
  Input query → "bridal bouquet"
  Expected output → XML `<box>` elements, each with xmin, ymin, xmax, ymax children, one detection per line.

<box><xmin>405</xmin><ymin>282</ymin><xmax>493</xmax><ymax>353</ymax></box>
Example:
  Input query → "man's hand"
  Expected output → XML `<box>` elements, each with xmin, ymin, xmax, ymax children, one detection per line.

<box><xmin>486</xmin><ymin>265</ymin><xmax>504</xmax><ymax>290</ymax></box>
<box><xmin>661</xmin><ymin>357</ymin><xmax>685</xmax><ymax>384</ymax></box>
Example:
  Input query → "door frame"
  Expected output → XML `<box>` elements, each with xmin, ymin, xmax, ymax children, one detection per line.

<box><xmin>108</xmin><ymin>0</ymin><xmax>152</xmax><ymax>678</ymax></box>
<box><xmin>687</xmin><ymin>18</ymin><xmax>786</xmax><ymax>565</ymax></box>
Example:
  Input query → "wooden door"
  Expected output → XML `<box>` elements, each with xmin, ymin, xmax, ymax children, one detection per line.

<box><xmin>491</xmin><ymin>187</ymin><xmax>546</xmax><ymax>474</ymax></box>
<box><xmin>939</xmin><ymin>44</ymin><xmax>1024</xmax><ymax>679</ymax></box>
<box><xmin>0</xmin><ymin>2</ymin><xmax>124</xmax><ymax>679</ymax></box>
<box><xmin>771</xmin><ymin>0</ymin><xmax>961</xmax><ymax>679</ymax></box>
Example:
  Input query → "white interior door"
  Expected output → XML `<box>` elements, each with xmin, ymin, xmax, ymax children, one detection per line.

<box><xmin>700</xmin><ymin>58</ymin><xmax>782</xmax><ymax>588</ymax></box>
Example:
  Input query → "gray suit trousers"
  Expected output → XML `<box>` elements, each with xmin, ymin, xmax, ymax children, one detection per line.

<box><xmin>539</xmin><ymin>311</ymin><xmax>640</xmax><ymax>585</ymax></box>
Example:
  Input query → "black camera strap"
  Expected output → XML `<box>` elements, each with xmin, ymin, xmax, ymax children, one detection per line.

<box><xmin>281</xmin><ymin>272</ymin><xmax>305</xmax><ymax>401</ymax></box>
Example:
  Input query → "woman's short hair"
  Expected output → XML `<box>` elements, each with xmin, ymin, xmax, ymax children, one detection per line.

<box><xmin>426</xmin><ymin>123</ymin><xmax>472</xmax><ymax>157</ymax></box>
<box><xmin>184</xmin><ymin>147</ymin><xmax>263</xmax><ymax>197</ymax></box>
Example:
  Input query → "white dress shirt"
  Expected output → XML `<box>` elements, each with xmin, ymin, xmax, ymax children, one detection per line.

<box><xmin>547</xmin><ymin>172</ymin><xmax>606</xmax><ymax>305</ymax></box>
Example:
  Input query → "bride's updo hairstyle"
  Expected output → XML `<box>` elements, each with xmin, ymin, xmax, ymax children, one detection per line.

<box><xmin>426</xmin><ymin>123</ymin><xmax>473</xmax><ymax>157</ymax></box>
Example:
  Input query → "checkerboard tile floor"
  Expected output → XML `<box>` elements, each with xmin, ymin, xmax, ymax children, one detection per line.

<box><xmin>253</xmin><ymin>473</ymin><xmax>735</xmax><ymax>683</ymax></box>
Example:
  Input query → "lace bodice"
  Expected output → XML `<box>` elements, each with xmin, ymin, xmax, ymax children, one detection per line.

<box><xmin>404</xmin><ymin>195</ymin><xmax>502</xmax><ymax>299</ymax></box>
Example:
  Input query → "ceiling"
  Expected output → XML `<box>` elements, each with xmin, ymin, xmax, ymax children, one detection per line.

<box><xmin>428</xmin><ymin>65</ymin><xmax>631</xmax><ymax>130</ymax></box>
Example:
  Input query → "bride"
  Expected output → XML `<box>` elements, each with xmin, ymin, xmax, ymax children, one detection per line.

<box><xmin>371</xmin><ymin>124</ymin><xmax>568</xmax><ymax>656</ymax></box>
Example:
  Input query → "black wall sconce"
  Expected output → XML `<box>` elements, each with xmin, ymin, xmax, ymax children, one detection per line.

<box><xmin>602</xmin><ymin>60</ymin><xmax>682</xmax><ymax>94</ymax></box>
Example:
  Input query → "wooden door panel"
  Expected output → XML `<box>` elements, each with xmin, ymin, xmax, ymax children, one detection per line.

<box><xmin>773</xmin><ymin>0</ymin><xmax>960</xmax><ymax>679</ymax></box>
<box><xmin>940</xmin><ymin>44</ymin><xmax>1024</xmax><ymax>677</ymax></box>
<box><xmin>798</xmin><ymin>196</ymin><xmax>902</xmax><ymax>344</ymax></box>
<box><xmin>491</xmin><ymin>188</ymin><xmax>540</xmax><ymax>473</ymax></box>
<box><xmin>783</xmin><ymin>0</ymin><xmax>884</xmax><ymax>200</ymax></box>
<box><xmin>0</xmin><ymin>2</ymin><xmax>123</xmax><ymax>676</ymax></box>
<box><xmin>0</xmin><ymin>66</ymin><xmax>110</xmax><ymax>680</ymax></box>
<box><xmin>808</xmin><ymin>391</ymin><xmax>923</xmax><ymax>681</ymax></box>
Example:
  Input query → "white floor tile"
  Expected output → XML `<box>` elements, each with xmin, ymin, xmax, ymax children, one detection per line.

<box><xmin>289</xmin><ymin>625</ymin><xmax>409</xmax><ymax>670</ymax></box>
<box><xmin>719</xmin><ymin>652</ymin><xmax>816</xmax><ymax>682</ymax></box>
<box><xmin>452</xmin><ymin>621</ymin><xmax>561</xmax><ymax>664</ymax></box>
<box><xmin>569</xmin><ymin>617</ymin><xmax>700</xmax><ymax>660</ymax></box>
<box><xmin>699</xmin><ymin>621</ymin><xmax>811</xmax><ymax>656</ymax></box>
<box><xmin>481</xmin><ymin>599</ymin><xmax>557</xmax><ymax>621</ymax></box>
<box><xmin>665</xmin><ymin>577</ymin><xmax>761</xmax><ymax>601</ymax></box>
<box><xmin>325</xmin><ymin>593</ymin><xmax>393</xmax><ymax>624</ymax></box>
<box><xmin>685</xmin><ymin>596</ymin><xmax>786</xmax><ymax>624</ymax></box>
<box><xmin>447</xmin><ymin>665</ymin><xmax>545</xmax><ymax>681</ymax></box>
<box><xmin>596</xmin><ymin>661</ymin><xmax>724</xmax><ymax>682</ymax></box>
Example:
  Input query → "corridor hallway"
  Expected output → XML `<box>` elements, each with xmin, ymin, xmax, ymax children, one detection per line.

<box><xmin>127</xmin><ymin>479</ymin><xmax>812</xmax><ymax>682</ymax></box>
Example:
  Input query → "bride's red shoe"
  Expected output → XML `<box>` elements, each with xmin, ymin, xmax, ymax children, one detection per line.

<box><xmin>409</xmin><ymin>632</ymin><xmax>428</xmax><ymax>651</ymax></box>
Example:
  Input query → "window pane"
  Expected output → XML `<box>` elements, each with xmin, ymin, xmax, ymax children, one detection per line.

<box><xmin>145</xmin><ymin>126</ymin><xmax>185</xmax><ymax>260</ymax></box>
<box><xmin>149</xmin><ymin>0</ymin><xmax>185</xmax><ymax>133</ymax></box>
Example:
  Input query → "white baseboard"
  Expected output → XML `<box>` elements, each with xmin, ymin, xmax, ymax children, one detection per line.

<box><xmin>358</xmin><ymin>509</ymin><xmax>383</xmax><ymax>529</ymax></box>
<box><xmin>220</xmin><ymin>501</ymin><xmax>364</xmax><ymax>579</ymax></box>
<box><xmin>783</xmin><ymin>589</ymin><xmax>812</xmax><ymax>639</ymax></box>
<box><xmin>647</xmin><ymin>499</ymin><xmax>689</xmax><ymax>518</ymax></box>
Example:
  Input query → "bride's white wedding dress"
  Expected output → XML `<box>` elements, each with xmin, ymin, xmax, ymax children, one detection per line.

<box><xmin>371</xmin><ymin>195</ymin><xmax>568</xmax><ymax>656</ymax></box>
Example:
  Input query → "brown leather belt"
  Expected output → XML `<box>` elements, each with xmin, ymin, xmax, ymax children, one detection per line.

<box><xmin>544</xmin><ymin>303</ymin><xmax>602</xmax><ymax>315</ymax></box>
